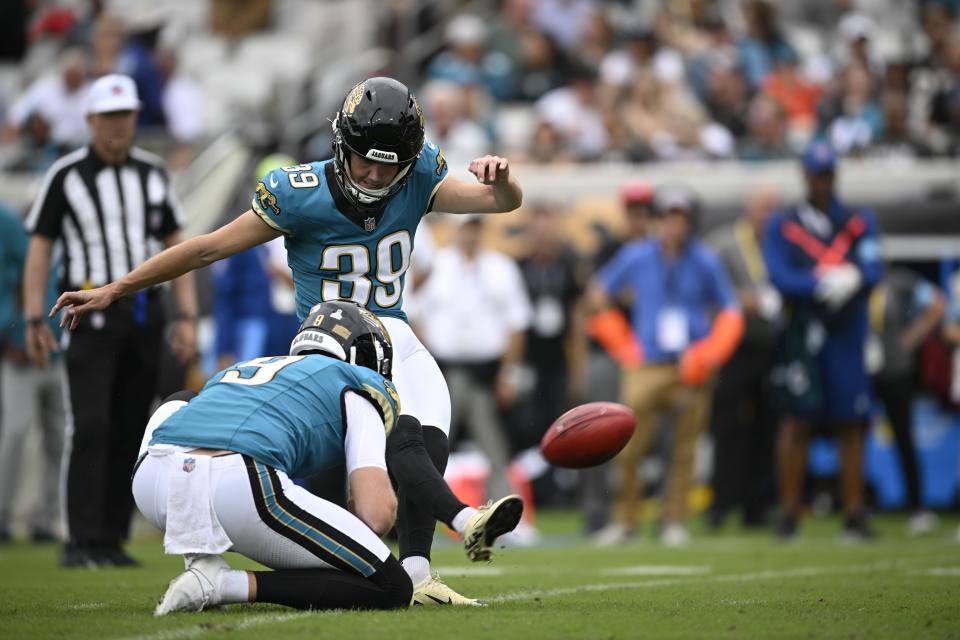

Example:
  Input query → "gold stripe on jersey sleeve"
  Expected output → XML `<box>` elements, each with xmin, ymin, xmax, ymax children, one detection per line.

<box><xmin>251</xmin><ymin>201</ymin><xmax>293</xmax><ymax>235</ymax></box>
<box><xmin>426</xmin><ymin>174</ymin><xmax>448</xmax><ymax>213</ymax></box>
<box><xmin>361</xmin><ymin>383</ymin><xmax>398</xmax><ymax>434</ymax></box>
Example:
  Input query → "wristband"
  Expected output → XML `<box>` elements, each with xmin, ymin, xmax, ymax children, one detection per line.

<box><xmin>26</xmin><ymin>317</ymin><xmax>45</xmax><ymax>327</ymax></box>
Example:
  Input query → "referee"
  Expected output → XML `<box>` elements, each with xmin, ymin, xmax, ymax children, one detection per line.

<box><xmin>21</xmin><ymin>74</ymin><xmax>198</xmax><ymax>568</ymax></box>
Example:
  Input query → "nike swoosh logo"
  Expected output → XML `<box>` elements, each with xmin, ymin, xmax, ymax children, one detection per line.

<box><xmin>426</xmin><ymin>594</ymin><xmax>451</xmax><ymax>605</ymax></box>
<box><xmin>269</xmin><ymin>175</ymin><xmax>278</xmax><ymax>188</ymax></box>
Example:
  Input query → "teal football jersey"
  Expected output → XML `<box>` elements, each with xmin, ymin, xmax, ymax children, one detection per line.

<box><xmin>150</xmin><ymin>355</ymin><xmax>401</xmax><ymax>478</ymax></box>
<box><xmin>251</xmin><ymin>141</ymin><xmax>448</xmax><ymax>321</ymax></box>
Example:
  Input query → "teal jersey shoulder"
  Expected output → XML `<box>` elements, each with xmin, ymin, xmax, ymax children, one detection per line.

<box><xmin>150</xmin><ymin>355</ymin><xmax>401</xmax><ymax>478</ymax></box>
<box><xmin>251</xmin><ymin>143</ymin><xmax>448</xmax><ymax>321</ymax></box>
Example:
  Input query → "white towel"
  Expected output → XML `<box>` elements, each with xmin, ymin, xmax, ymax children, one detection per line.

<box><xmin>138</xmin><ymin>400</ymin><xmax>188</xmax><ymax>458</ymax></box>
<box><xmin>161</xmin><ymin>452</ymin><xmax>233</xmax><ymax>555</ymax></box>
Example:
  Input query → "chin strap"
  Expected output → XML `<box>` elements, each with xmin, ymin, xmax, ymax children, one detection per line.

<box><xmin>343</xmin><ymin>161</ymin><xmax>413</xmax><ymax>205</ymax></box>
<box><xmin>334</xmin><ymin>130</ymin><xmax>413</xmax><ymax>207</ymax></box>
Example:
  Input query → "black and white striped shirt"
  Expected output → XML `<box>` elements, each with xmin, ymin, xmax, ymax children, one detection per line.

<box><xmin>25</xmin><ymin>145</ymin><xmax>183</xmax><ymax>289</ymax></box>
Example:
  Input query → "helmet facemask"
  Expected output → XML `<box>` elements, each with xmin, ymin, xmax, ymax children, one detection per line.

<box><xmin>332</xmin><ymin>124</ymin><xmax>417</xmax><ymax>210</ymax></box>
<box><xmin>348</xmin><ymin>333</ymin><xmax>393</xmax><ymax>380</ymax></box>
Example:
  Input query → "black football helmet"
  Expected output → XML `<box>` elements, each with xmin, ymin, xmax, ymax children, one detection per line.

<box><xmin>331</xmin><ymin>77</ymin><xmax>425</xmax><ymax>211</ymax></box>
<box><xmin>289</xmin><ymin>301</ymin><xmax>393</xmax><ymax>379</ymax></box>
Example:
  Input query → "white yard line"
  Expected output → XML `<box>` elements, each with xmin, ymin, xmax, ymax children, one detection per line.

<box><xmin>489</xmin><ymin>561</ymin><xmax>900</xmax><ymax>603</ymax></box>
<box><xmin>599</xmin><ymin>565</ymin><xmax>711</xmax><ymax>576</ymax></box>
<box><xmin>428</xmin><ymin>564</ymin><xmax>711</xmax><ymax>577</ymax></box>
<box><xmin>913</xmin><ymin>567</ymin><xmax>960</xmax><ymax>577</ymax></box>
<box><xmin>120</xmin><ymin>557</ymin><xmax>948</xmax><ymax>640</ymax></box>
<box><xmin>120</xmin><ymin>611</ymin><xmax>331</xmax><ymax>640</ymax></box>
<box><xmin>432</xmin><ymin>566</ymin><xmax>507</xmax><ymax>577</ymax></box>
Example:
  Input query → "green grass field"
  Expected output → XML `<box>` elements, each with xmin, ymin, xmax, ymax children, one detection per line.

<box><xmin>3</xmin><ymin>512</ymin><xmax>959</xmax><ymax>639</ymax></box>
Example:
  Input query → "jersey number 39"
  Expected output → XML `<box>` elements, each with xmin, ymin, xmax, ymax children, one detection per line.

<box><xmin>319</xmin><ymin>230</ymin><xmax>411</xmax><ymax>308</ymax></box>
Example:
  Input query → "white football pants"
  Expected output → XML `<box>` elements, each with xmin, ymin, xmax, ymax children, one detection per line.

<box><xmin>381</xmin><ymin>317</ymin><xmax>451</xmax><ymax>436</ymax></box>
<box><xmin>132</xmin><ymin>404</ymin><xmax>390</xmax><ymax>575</ymax></box>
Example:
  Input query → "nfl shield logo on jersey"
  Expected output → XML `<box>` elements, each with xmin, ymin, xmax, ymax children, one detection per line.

<box><xmin>364</xmin><ymin>217</ymin><xmax>376</xmax><ymax>232</ymax></box>
<box><xmin>182</xmin><ymin>457</ymin><xmax>196</xmax><ymax>473</ymax></box>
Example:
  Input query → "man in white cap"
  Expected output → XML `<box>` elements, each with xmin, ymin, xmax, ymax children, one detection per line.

<box><xmin>22</xmin><ymin>74</ymin><xmax>197</xmax><ymax>568</ymax></box>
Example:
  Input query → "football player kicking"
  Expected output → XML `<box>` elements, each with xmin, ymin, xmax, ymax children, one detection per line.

<box><xmin>134</xmin><ymin>301</ymin><xmax>523</xmax><ymax>615</ymax></box>
<box><xmin>51</xmin><ymin>77</ymin><xmax>524</xmax><ymax>605</ymax></box>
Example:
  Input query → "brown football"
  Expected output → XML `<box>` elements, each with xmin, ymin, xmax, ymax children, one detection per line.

<box><xmin>540</xmin><ymin>402</ymin><xmax>636</xmax><ymax>468</ymax></box>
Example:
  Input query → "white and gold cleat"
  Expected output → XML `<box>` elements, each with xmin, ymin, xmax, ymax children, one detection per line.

<box><xmin>463</xmin><ymin>494</ymin><xmax>524</xmax><ymax>562</ymax></box>
<box><xmin>411</xmin><ymin>574</ymin><xmax>485</xmax><ymax>607</ymax></box>
<box><xmin>154</xmin><ymin>555</ymin><xmax>228</xmax><ymax>616</ymax></box>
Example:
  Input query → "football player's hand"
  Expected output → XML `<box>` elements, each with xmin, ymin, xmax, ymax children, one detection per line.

<box><xmin>26</xmin><ymin>321</ymin><xmax>58</xmax><ymax>368</ymax></box>
<box><xmin>170</xmin><ymin>318</ymin><xmax>198</xmax><ymax>364</ymax></box>
<box><xmin>51</xmin><ymin>285</ymin><xmax>118</xmax><ymax>330</ymax></box>
<box><xmin>468</xmin><ymin>155</ymin><xmax>510</xmax><ymax>185</ymax></box>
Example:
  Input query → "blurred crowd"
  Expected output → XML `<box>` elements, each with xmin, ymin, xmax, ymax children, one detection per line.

<box><xmin>1</xmin><ymin>2</ymin><xmax>205</xmax><ymax>175</ymax></box>
<box><xmin>4</xmin><ymin>0</ymin><xmax>960</xmax><ymax>179</ymax></box>
<box><xmin>387</xmin><ymin>0</ymin><xmax>960</xmax><ymax>164</ymax></box>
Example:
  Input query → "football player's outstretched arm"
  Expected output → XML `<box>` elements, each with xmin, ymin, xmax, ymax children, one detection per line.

<box><xmin>52</xmin><ymin>209</ymin><xmax>281</xmax><ymax>328</ymax></box>
<box><xmin>432</xmin><ymin>155</ymin><xmax>522</xmax><ymax>214</ymax></box>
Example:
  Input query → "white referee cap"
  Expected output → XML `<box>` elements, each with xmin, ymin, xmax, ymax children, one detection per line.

<box><xmin>86</xmin><ymin>74</ymin><xmax>142</xmax><ymax>115</ymax></box>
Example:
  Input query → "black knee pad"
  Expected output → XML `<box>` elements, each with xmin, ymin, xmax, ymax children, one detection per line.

<box><xmin>387</xmin><ymin>415</ymin><xmax>426</xmax><ymax>457</ymax></box>
<box><xmin>421</xmin><ymin>424</ymin><xmax>449</xmax><ymax>475</ymax></box>
<box><xmin>163</xmin><ymin>389</ymin><xmax>197</xmax><ymax>404</ymax></box>
<box><xmin>371</xmin><ymin>555</ymin><xmax>413</xmax><ymax>609</ymax></box>
<box><xmin>385</xmin><ymin>416</ymin><xmax>449</xmax><ymax>475</ymax></box>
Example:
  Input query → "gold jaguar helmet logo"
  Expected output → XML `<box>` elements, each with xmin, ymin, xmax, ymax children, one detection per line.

<box><xmin>344</xmin><ymin>82</ymin><xmax>365</xmax><ymax>116</ymax></box>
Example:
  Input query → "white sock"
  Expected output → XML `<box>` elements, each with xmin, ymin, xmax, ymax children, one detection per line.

<box><xmin>218</xmin><ymin>569</ymin><xmax>251</xmax><ymax>604</ymax></box>
<box><xmin>401</xmin><ymin>556</ymin><xmax>431</xmax><ymax>585</ymax></box>
<box><xmin>451</xmin><ymin>507</ymin><xmax>477</xmax><ymax>535</ymax></box>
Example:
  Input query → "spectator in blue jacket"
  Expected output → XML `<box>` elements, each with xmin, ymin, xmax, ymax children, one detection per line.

<box><xmin>764</xmin><ymin>140</ymin><xmax>883</xmax><ymax>541</ymax></box>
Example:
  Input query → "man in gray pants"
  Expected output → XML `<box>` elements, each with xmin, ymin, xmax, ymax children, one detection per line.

<box><xmin>417</xmin><ymin>216</ymin><xmax>531</xmax><ymax>504</ymax></box>
<box><xmin>0</xmin><ymin>203</ymin><xmax>64</xmax><ymax>542</ymax></box>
